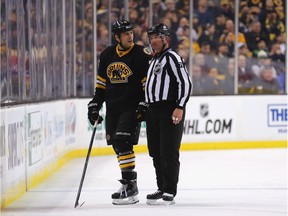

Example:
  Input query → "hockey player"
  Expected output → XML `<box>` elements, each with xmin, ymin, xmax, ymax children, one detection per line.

<box><xmin>87</xmin><ymin>20</ymin><xmax>151</xmax><ymax>205</ymax></box>
<box><xmin>145</xmin><ymin>23</ymin><xmax>192</xmax><ymax>205</ymax></box>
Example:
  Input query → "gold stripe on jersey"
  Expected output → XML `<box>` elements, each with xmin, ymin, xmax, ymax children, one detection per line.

<box><xmin>141</xmin><ymin>77</ymin><xmax>147</xmax><ymax>84</ymax></box>
<box><xmin>141</xmin><ymin>77</ymin><xmax>147</xmax><ymax>91</ymax></box>
<box><xmin>116</xmin><ymin>44</ymin><xmax>134</xmax><ymax>57</ymax></box>
<box><xmin>96</xmin><ymin>79</ymin><xmax>105</xmax><ymax>86</ymax></box>
<box><xmin>96</xmin><ymin>83</ymin><xmax>105</xmax><ymax>89</ymax></box>
<box><xmin>96</xmin><ymin>75</ymin><xmax>106</xmax><ymax>89</ymax></box>
<box><xmin>97</xmin><ymin>75</ymin><xmax>106</xmax><ymax>83</ymax></box>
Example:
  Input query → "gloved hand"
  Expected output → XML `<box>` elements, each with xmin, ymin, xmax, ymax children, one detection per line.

<box><xmin>135</xmin><ymin>102</ymin><xmax>148</xmax><ymax>122</ymax></box>
<box><xmin>87</xmin><ymin>101</ymin><xmax>102</xmax><ymax>125</ymax></box>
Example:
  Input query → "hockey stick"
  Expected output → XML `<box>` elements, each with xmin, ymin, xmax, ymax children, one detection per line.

<box><xmin>74</xmin><ymin>116</ymin><xmax>103</xmax><ymax>208</ymax></box>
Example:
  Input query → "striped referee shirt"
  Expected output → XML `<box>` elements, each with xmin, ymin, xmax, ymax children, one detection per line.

<box><xmin>145</xmin><ymin>48</ymin><xmax>192</xmax><ymax>109</ymax></box>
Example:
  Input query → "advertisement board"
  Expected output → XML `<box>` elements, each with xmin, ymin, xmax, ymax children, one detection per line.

<box><xmin>0</xmin><ymin>96</ymin><xmax>286</xmax><ymax>208</ymax></box>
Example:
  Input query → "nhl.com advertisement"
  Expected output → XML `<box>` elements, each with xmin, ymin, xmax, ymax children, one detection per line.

<box><xmin>181</xmin><ymin>96</ymin><xmax>286</xmax><ymax>143</ymax></box>
<box><xmin>181</xmin><ymin>98</ymin><xmax>236</xmax><ymax>143</ymax></box>
<box><xmin>84</xmin><ymin>96</ymin><xmax>287</xmax><ymax>145</ymax></box>
<box><xmin>184</xmin><ymin>103</ymin><xmax>233</xmax><ymax>135</ymax></box>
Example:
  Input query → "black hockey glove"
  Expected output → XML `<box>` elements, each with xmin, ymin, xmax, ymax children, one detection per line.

<box><xmin>135</xmin><ymin>102</ymin><xmax>148</xmax><ymax>122</ymax></box>
<box><xmin>87</xmin><ymin>101</ymin><xmax>103</xmax><ymax>125</ymax></box>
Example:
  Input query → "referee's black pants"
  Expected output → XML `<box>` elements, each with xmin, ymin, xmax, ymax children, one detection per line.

<box><xmin>146</xmin><ymin>102</ymin><xmax>184</xmax><ymax>197</ymax></box>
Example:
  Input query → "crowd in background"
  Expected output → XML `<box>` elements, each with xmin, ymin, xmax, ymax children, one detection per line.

<box><xmin>0</xmin><ymin>0</ymin><xmax>286</xmax><ymax>104</ymax></box>
<box><xmin>90</xmin><ymin>0</ymin><xmax>286</xmax><ymax>95</ymax></box>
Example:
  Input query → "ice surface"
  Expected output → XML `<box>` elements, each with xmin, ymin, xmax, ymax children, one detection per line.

<box><xmin>1</xmin><ymin>149</ymin><xmax>287</xmax><ymax>216</ymax></box>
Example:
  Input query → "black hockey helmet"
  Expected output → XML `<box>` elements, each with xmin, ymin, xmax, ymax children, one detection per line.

<box><xmin>147</xmin><ymin>23</ymin><xmax>170</xmax><ymax>37</ymax></box>
<box><xmin>112</xmin><ymin>20</ymin><xmax>134</xmax><ymax>34</ymax></box>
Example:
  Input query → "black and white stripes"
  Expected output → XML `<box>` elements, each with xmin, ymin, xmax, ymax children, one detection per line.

<box><xmin>145</xmin><ymin>48</ymin><xmax>192</xmax><ymax>108</ymax></box>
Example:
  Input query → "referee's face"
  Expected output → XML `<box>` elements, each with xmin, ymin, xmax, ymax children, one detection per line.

<box><xmin>117</xmin><ymin>30</ymin><xmax>134</xmax><ymax>50</ymax></box>
<box><xmin>149</xmin><ymin>34</ymin><xmax>168</xmax><ymax>53</ymax></box>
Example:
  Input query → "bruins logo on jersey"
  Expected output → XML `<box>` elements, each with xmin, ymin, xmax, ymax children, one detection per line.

<box><xmin>107</xmin><ymin>62</ymin><xmax>132</xmax><ymax>83</ymax></box>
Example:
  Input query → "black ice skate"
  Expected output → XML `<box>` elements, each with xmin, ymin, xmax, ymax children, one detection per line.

<box><xmin>162</xmin><ymin>193</ymin><xmax>175</xmax><ymax>205</ymax></box>
<box><xmin>146</xmin><ymin>191</ymin><xmax>175</xmax><ymax>206</ymax></box>
<box><xmin>112</xmin><ymin>179</ymin><xmax>139</xmax><ymax>205</ymax></box>
<box><xmin>146</xmin><ymin>189</ymin><xmax>163</xmax><ymax>205</ymax></box>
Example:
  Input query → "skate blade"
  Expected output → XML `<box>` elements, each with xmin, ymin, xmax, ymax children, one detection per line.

<box><xmin>112</xmin><ymin>195</ymin><xmax>139</xmax><ymax>205</ymax></box>
<box><xmin>164</xmin><ymin>200</ymin><xmax>175</xmax><ymax>206</ymax></box>
<box><xmin>146</xmin><ymin>199</ymin><xmax>175</xmax><ymax>206</ymax></box>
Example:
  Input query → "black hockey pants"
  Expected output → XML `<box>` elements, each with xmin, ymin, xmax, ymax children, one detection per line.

<box><xmin>146</xmin><ymin>101</ymin><xmax>184</xmax><ymax>196</ymax></box>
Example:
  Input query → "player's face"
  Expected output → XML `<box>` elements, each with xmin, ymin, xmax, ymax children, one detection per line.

<box><xmin>148</xmin><ymin>34</ymin><xmax>168</xmax><ymax>53</ymax></box>
<box><xmin>118</xmin><ymin>30</ymin><xmax>134</xmax><ymax>49</ymax></box>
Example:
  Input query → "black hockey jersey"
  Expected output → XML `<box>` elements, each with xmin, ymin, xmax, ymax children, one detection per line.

<box><xmin>94</xmin><ymin>44</ymin><xmax>151</xmax><ymax>111</ymax></box>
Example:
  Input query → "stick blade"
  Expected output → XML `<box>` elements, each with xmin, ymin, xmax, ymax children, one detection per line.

<box><xmin>74</xmin><ymin>201</ymin><xmax>85</xmax><ymax>208</ymax></box>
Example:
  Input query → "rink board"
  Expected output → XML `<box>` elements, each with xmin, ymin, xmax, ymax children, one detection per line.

<box><xmin>0</xmin><ymin>95</ymin><xmax>287</xmax><ymax>208</ymax></box>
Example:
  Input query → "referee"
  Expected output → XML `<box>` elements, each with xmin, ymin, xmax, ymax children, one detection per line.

<box><xmin>145</xmin><ymin>23</ymin><xmax>192</xmax><ymax>205</ymax></box>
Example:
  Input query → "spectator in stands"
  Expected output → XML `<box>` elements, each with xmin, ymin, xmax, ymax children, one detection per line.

<box><xmin>162</xmin><ymin>17</ymin><xmax>179</xmax><ymax>50</ymax></box>
<box><xmin>244</xmin><ymin>20</ymin><xmax>270</xmax><ymax>52</ymax></box>
<box><xmin>129</xmin><ymin>9</ymin><xmax>140</xmax><ymax>25</ymax></box>
<box><xmin>177</xmin><ymin>47</ymin><xmax>189</xmax><ymax>69</ymax></box>
<box><xmin>83</xmin><ymin>2</ymin><xmax>94</xmax><ymax>50</ymax></box>
<box><xmin>238</xmin><ymin>54</ymin><xmax>255</xmax><ymax>94</ymax></box>
<box><xmin>152</xmin><ymin>0</ymin><xmax>163</xmax><ymax>24</ymax></box>
<box><xmin>217</xmin><ymin>0</ymin><xmax>234</xmax><ymax>20</ymax></box>
<box><xmin>264</xmin><ymin>10</ymin><xmax>285</xmax><ymax>42</ymax></box>
<box><xmin>175</xmin><ymin>0</ymin><xmax>190</xmax><ymax>16</ymax></box>
<box><xmin>269</xmin><ymin>42</ymin><xmax>286</xmax><ymax>92</ymax></box>
<box><xmin>192</xmin><ymin>65</ymin><xmax>206</xmax><ymax>95</ymax></box>
<box><xmin>259</xmin><ymin>0</ymin><xmax>285</xmax><ymax>27</ymax></box>
<box><xmin>251</xmin><ymin>50</ymin><xmax>277</xmax><ymax>78</ymax></box>
<box><xmin>192</xmin><ymin>13</ymin><xmax>203</xmax><ymax>41</ymax></box>
<box><xmin>220</xmin><ymin>19</ymin><xmax>247</xmax><ymax>45</ymax></box>
<box><xmin>246</xmin><ymin>6</ymin><xmax>262</xmax><ymax>24</ymax></box>
<box><xmin>273</xmin><ymin>63</ymin><xmax>286</xmax><ymax>94</ymax></box>
<box><xmin>0</xmin><ymin>51</ymin><xmax>8</xmax><ymax>98</ymax></box>
<box><xmin>199</xmin><ymin>42</ymin><xmax>216</xmax><ymax>70</ymax></box>
<box><xmin>162</xmin><ymin>9</ymin><xmax>179</xmax><ymax>31</ymax></box>
<box><xmin>179</xmin><ymin>25</ymin><xmax>191</xmax><ymax>50</ymax></box>
<box><xmin>198</xmin><ymin>23</ymin><xmax>218</xmax><ymax>53</ymax></box>
<box><xmin>223</xmin><ymin>60</ymin><xmax>235</xmax><ymax>94</ymax></box>
<box><xmin>96</xmin><ymin>22</ymin><xmax>109</xmax><ymax>52</ymax></box>
<box><xmin>213</xmin><ymin>42</ymin><xmax>230</xmax><ymax>75</ymax></box>
<box><xmin>128</xmin><ymin>0</ymin><xmax>143</xmax><ymax>10</ymax></box>
<box><xmin>176</xmin><ymin>16</ymin><xmax>190</xmax><ymax>43</ymax></box>
<box><xmin>194</xmin><ymin>0</ymin><xmax>215</xmax><ymax>27</ymax></box>
<box><xmin>238</xmin><ymin>42</ymin><xmax>252</xmax><ymax>57</ymax></box>
<box><xmin>252</xmin><ymin>39</ymin><xmax>269</xmax><ymax>58</ymax></box>
<box><xmin>214</xmin><ymin>13</ymin><xmax>226</xmax><ymax>39</ymax></box>
<box><xmin>274</xmin><ymin>32</ymin><xmax>286</xmax><ymax>55</ymax></box>
<box><xmin>206</xmin><ymin>0</ymin><xmax>220</xmax><ymax>18</ymax></box>
<box><xmin>202</xmin><ymin>67</ymin><xmax>224</xmax><ymax>95</ymax></box>
<box><xmin>193</xmin><ymin>52</ymin><xmax>209</xmax><ymax>75</ymax></box>
<box><xmin>250</xmin><ymin>66</ymin><xmax>280</xmax><ymax>94</ymax></box>
<box><xmin>239</xmin><ymin>5</ymin><xmax>252</xmax><ymax>33</ymax></box>
<box><xmin>269</xmin><ymin>43</ymin><xmax>285</xmax><ymax>64</ymax></box>
<box><xmin>222</xmin><ymin>32</ymin><xmax>234</xmax><ymax>57</ymax></box>
<box><xmin>133</xmin><ymin>24</ymin><xmax>143</xmax><ymax>43</ymax></box>
<box><xmin>163</xmin><ymin>0</ymin><xmax>177</xmax><ymax>12</ymax></box>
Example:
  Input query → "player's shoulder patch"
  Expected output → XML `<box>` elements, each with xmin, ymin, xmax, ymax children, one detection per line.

<box><xmin>143</xmin><ymin>47</ymin><xmax>152</xmax><ymax>55</ymax></box>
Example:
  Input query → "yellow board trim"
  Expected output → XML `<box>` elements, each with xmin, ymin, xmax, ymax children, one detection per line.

<box><xmin>179</xmin><ymin>140</ymin><xmax>287</xmax><ymax>151</ymax></box>
<box><xmin>1</xmin><ymin>140</ymin><xmax>287</xmax><ymax>209</ymax></box>
<box><xmin>1</xmin><ymin>151</ymin><xmax>74</xmax><ymax>209</ymax></box>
